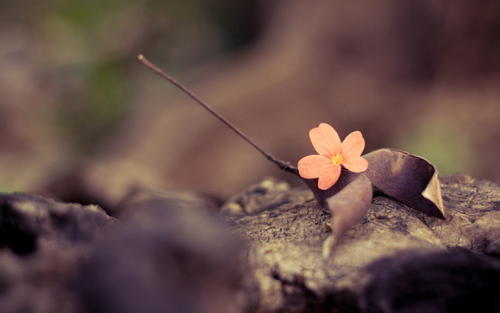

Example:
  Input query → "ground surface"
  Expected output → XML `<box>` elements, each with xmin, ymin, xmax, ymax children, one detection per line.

<box><xmin>0</xmin><ymin>175</ymin><xmax>499</xmax><ymax>313</ymax></box>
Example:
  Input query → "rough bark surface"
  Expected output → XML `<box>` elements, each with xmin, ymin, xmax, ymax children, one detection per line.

<box><xmin>0</xmin><ymin>191</ymin><xmax>245</xmax><ymax>313</ymax></box>
<box><xmin>0</xmin><ymin>193</ymin><xmax>115</xmax><ymax>313</ymax></box>
<box><xmin>0</xmin><ymin>175</ymin><xmax>499</xmax><ymax>313</ymax></box>
<box><xmin>222</xmin><ymin>175</ymin><xmax>500</xmax><ymax>312</ymax></box>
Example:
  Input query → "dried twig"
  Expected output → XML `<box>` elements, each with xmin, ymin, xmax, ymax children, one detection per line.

<box><xmin>137</xmin><ymin>54</ymin><xmax>297</xmax><ymax>174</ymax></box>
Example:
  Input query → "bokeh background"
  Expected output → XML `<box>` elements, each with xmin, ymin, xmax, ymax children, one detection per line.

<box><xmin>1</xmin><ymin>0</ymin><xmax>499</xmax><ymax>209</ymax></box>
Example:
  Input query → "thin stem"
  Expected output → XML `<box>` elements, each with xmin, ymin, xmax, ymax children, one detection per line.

<box><xmin>137</xmin><ymin>54</ymin><xmax>297</xmax><ymax>174</ymax></box>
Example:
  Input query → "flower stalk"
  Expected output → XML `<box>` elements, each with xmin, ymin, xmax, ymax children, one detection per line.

<box><xmin>137</xmin><ymin>54</ymin><xmax>297</xmax><ymax>174</ymax></box>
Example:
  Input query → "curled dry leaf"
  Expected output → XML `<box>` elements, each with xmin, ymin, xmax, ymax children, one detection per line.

<box><xmin>364</xmin><ymin>149</ymin><xmax>445</xmax><ymax>219</ymax></box>
<box><xmin>302</xmin><ymin>170</ymin><xmax>373</xmax><ymax>257</ymax></box>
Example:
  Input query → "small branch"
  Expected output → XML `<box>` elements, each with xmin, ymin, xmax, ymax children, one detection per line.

<box><xmin>137</xmin><ymin>54</ymin><xmax>297</xmax><ymax>174</ymax></box>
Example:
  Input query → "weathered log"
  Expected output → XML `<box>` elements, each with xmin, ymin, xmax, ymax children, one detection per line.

<box><xmin>0</xmin><ymin>191</ymin><xmax>246</xmax><ymax>313</ymax></box>
<box><xmin>0</xmin><ymin>193</ymin><xmax>115</xmax><ymax>313</ymax></box>
<box><xmin>222</xmin><ymin>175</ymin><xmax>500</xmax><ymax>312</ymax></box>
<box><xmin>77</xmin><ymin>187</ymin><xmax>246</xmax><ymax>313</ymax></box>
<box><xmin>0</xmin><ymin>175</ymin><xmax>499</xmax><ymax>313</ymax></box>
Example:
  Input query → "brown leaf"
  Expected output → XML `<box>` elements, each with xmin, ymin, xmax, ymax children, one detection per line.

<box><xmin>302</xmin><ymin>170</ymin><xmax>373</xmax><ymax>257</ymax></box>
<box><xmin>364</xmin><ymin>148</ymin><xmax>445</xmax><ymax>219</ymax></box>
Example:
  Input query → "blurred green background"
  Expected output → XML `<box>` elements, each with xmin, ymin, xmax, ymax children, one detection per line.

<box><xmin>0</xmin><ymin>0</ymin><xmax>499</xmax><ymax>207</ymax></box>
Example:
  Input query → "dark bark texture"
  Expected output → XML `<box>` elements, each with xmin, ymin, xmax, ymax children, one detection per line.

<box><xmin>222</xmin><ymin>175</ymin><xmax>500</xmax><ymax>312</ymax></box>
<box><xmin>0</xmin><ymin>175</ymin><xmax>499</xmax><ymax>313</ymax></box>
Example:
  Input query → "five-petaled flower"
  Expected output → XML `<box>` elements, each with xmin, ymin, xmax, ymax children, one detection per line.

<box><xmin>298</xmin><ymin>123</ymin><xmax>368</xmax><ymax>190</ymax></box>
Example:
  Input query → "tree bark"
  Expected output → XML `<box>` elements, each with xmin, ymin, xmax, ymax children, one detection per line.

<box><xmin>1</xmin><ymin>175</ymin><xmax>499</xmax><ymax>313</ymax></box>
<box><xmin>223</xmin><ymin>175</ymin><xmax>500</xmax><ymax>312</ymax></box>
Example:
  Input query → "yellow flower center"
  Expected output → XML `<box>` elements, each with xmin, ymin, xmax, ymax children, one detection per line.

<box><xmin>331</xmin><ymin>153</ymin><xmax>343</xmax><ymax>166</ymax></box>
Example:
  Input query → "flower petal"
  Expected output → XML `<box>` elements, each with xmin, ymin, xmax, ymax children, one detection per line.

<box><xmin>318</xmin><ymin>165</ymin><xmax>341</xmax><ymax>190</ymax></box>
<box><xmin>309</xmin><ymin>123</ymin><xmax>342</xmax><ymax>157</ymax></box>
<box><xmin>342</xmin><ymin>156</ymin><xmax>368</xmax><ymax>173</ymax></box>
<box><xmin>341</xmin><ymin>131</ymin><xmax>365</xmax><ymax>159</ymax></box>
<box><xmin>298</xmin><ymin>155</ymin><xmax>332</xmax><ymax>179</ymax></box>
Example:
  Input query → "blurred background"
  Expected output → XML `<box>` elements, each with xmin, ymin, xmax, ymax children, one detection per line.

<box><xmin>0</xmin><ymin>0</ymin><xmax>499</xmax><ymax>209</ymax></box>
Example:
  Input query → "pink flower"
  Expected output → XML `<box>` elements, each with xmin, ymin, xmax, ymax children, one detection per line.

<box><xmin>298</xmin><ymin>123</ymin><xmax>368</xmax><ymax>190</ymax></box>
